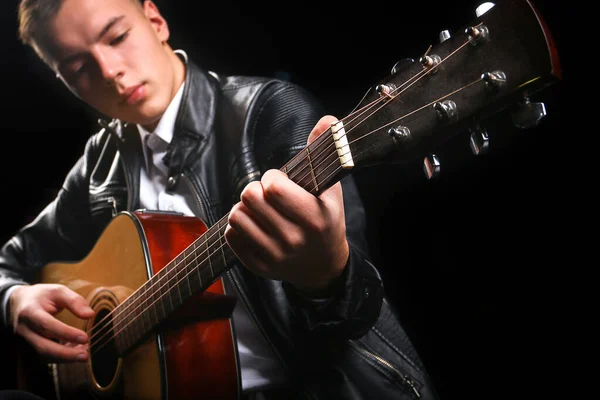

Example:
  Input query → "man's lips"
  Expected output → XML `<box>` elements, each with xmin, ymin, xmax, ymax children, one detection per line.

<box><xmin>120</xmin><ymin>84</ymin><xmax>146</xmax><ymax>105</ymax></box>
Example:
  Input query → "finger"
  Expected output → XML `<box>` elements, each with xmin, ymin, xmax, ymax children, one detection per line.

<box><xmin>227</xmin><ymin>202</ymin><xmax>282</xmax><ymax>261</ymax></box>
<box><xmin>304</xmin><ymin>114</ymin><xmax>346</xmax><ymax>201</ymax></box>
<box><xmin>307</xmin><ymin>115</ymin><xmax>340</xmax><ymax>145</ymax></box>
<box><xmin>260</xmin><ymin>169</ymin><xmax>325</xmax><ymax>227</ymax></box>
<box><xmin>224</xmin><ymin>224</ymin><xmax>271</xmax><ymax>276</ymax></box>
<box><xmin>19</xmin><ymin>324</ymin><xmax>89</xmax><ymax>363</ymax></box>
<box><xmin>239</xmin><ymin>180</ymin><xmax>297</xmax><ymax>240</ymax></box>
<box><xmin>51</xmin><ymin>286</ymin><xmax>95</xmax><ymax>320</ymax></box>
<box><xmin>28</xmin><ymin>309</ymin><xmax>89</xmax><ymax>345</ymax></box>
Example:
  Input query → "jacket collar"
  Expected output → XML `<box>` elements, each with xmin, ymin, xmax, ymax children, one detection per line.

<box><xmin>173</xmin><ymin>56</ymin><xmax>219</xmax><ymax>142</ymax></box>
<box><xmin>160</xmin><ymin>57</ymin><xmax>221</xmax><ymax>189</ymax></box>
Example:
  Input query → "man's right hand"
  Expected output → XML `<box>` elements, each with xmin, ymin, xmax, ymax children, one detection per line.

<box><xmin>9</xmin><ymin>283</ymin><xmax>95</xmax><ymax>363</ymax></box>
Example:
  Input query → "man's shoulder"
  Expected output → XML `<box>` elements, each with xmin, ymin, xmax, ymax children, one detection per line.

<box><xmin>217</xmin><ymin>73</ymin><xmax>281</xmax><ymax>91</ymax></box>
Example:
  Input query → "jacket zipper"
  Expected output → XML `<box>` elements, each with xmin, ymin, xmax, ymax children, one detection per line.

<box><xmin>348</xmin><ymin>340</ymin><xmax>421</xmax><ymax>398</ymax></box>
<box><xmin>90</xmin><ymin>196</ymin><xmax>123</xmax><ymax>217</ymax></box>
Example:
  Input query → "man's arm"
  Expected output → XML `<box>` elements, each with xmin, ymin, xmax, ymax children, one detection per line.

<box><xmin>0</xmin><ymin>152</ymin><xmax>99</xmax><ymax>362</ymax></box>
<box><xmin>226</xmin><ymin>82</ymin><xmax>384</xmax><ymax>340</ymax></box>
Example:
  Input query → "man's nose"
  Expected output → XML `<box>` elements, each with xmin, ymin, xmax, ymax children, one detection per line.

<box><xmin>96</xmin><ymin>51</ymin><xmax>122</xmax><ymax>85</ymax></box>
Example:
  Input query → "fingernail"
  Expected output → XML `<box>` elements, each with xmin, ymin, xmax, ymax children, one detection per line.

<box><xmin>77</xmin><ymin>335</ymin><xmax>88</xmax><ymax>344</ymax></box>
<box><xmin>76</xmin><ymin>353</ymin><xmax>88</xmax><ymax>362</ymax></box>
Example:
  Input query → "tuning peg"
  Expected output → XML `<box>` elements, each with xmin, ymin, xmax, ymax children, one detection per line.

<box><xmin>469</xmin><ymin>126</ymin><xmax>489</xmax><ymax>155</ymax></box>
<box><xmin>476</xmin><ymin>2</ymin><xmax>495</xmax><ymax>17</ymax></box>
<box><xmin>391</xmin><ymin>58</ymin><xmax>415</xmax><ymax>75</ymax></box>
<box><xmin>511</xmin><ymin>97</ymin><xmax>547</xmax><ymax>129</ymax></box>
<box><xmin>439</xmin><ymin>30</ymin><xmax>451</xmax><ymax>43</ymax></box>
<box><xmin>423</xmin><ymin>154</ymin><xmax>440</xmax><ymax>179</ymax></box>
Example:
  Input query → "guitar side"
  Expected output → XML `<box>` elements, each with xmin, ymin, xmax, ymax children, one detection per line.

<box><xmin>17</xmin><ymin>212</ymin><xmax>240</xmax><ymax>400</ymax></box>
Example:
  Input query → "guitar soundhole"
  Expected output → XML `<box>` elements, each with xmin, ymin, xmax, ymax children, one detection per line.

<box><xmin>90</xmin><ymin>307</ymin><xmax>120</xmax><ymax>389</ymax></box>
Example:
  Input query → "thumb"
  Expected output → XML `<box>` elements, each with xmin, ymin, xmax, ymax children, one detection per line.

<box><xmin>307</xmin><ymin>115</ymin><xmax>340</xmax><ymax>145</ymax></box>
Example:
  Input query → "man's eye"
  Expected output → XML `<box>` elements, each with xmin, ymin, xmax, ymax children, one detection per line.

<box><xmin>71</xmin><ymin>64</ymin><xmax>87</xmax><ymax>76</ymax></box>
<box><xmin>110</xmin><ymin>31</ymin><xmax>129</xmax><ymax>46</ymax></box>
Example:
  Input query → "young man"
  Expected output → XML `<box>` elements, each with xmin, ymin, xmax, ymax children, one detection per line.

<box><xmin>0</xmin><ymin>0</ymin><xmax>439</xmax><ymax>399</ymax></box>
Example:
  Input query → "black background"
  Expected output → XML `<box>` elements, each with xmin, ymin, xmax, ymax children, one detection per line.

<box><xmin>0</xmin><ymin>0</ymin><xmax>564</xmax><ymax>399</ymax></box>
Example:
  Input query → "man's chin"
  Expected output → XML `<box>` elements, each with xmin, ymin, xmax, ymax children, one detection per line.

<box><xmin>119</xmin><ymin>107</ymin><xmax>163</xmax><ymax>129</ymax></box>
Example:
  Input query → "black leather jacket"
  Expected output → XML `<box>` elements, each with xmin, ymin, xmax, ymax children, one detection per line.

<box><xmin>0</xmin><ymin>57</ymin><xmax>438</xmax><ymax>400</ymax></box>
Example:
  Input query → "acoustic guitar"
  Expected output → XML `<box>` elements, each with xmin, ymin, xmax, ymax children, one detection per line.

<box><xmin>15</xmin><ymin>0</ymin><xmax>561</xmax><ymax>398</ymax></box>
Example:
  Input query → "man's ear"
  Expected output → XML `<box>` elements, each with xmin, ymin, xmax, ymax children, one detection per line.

<box><xmin>142</xmin><ymin>0</ymin><xmax>170</xmax><ymax>43</ymax></box>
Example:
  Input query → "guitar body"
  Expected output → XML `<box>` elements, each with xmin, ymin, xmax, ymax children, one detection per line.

<box><xmin>17</xmin><ymin>211</ymin><xmax>240</xmax><ymax>400</ymax></box>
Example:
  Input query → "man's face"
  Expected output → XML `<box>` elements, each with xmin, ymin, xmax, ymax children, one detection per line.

<box><xmin>46</xmin><ymin>0</ymin><xmax>183</xmax><ymax>126</ymax></box>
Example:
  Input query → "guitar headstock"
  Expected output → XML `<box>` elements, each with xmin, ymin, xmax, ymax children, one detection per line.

<box><xmin>336</xmin><ymin>0</ymin><xmax>561</xmax><ymax>178</ymax></box>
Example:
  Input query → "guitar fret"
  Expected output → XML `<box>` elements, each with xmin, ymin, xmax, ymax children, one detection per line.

<box><xmin>304</xmin><ymin>147</ymin><xmax>319</xmax><ymax>192</ymax></box>
<box><xmin>113</xmin><ymin>309</ymin><xmax>124</xmax><ymax>354</ymax></box>
<box><xmin>219</xmin><ymin>221</ymin><xmax>228</xmax><ymax>268</ymax></box>
<box><xmin>194</xmin><ymin>241</ymin><xmax>204</xmax><ymax>288</ymax></box>
<box><xmin>156</xmin><ymin>267</ymin><xmax>167</xmax><ymax>321</ymax></box>
<box><xmin>174</xmin><ymin>255</ymin><xmax>184</xmax><ymax>304</ymax></box>
<box><xmin>174</xmin><ymin>252</ymin><xmax>189</xmax><ymax>301</ymax></box>
<box><xmin>139</xmin><ymin>284</ymin><xmax>149</xmax><ymax>332</ymax></box>
<box><xmin>165</xmin><ymin>265</ymin><xmax>179</xmax><ymax>310</ymax></box>
<box><xmin>206</xmin><ymin>234</ymin><xmax>214</xmax><ymax>277</ymax></box>
<box><xmin>129</xmin><ymin>292</ymin><xmax>140</xmax><ymax>345</ymax></box>
<box><xmin>206</xmin><ymin>227</ymin><xmax>222</xmax><ymax>283</ymax></box>
<box><xmin>184</xmin><ymin>248</ymin><xmax>193</xmax><ymax>296</ymax></box>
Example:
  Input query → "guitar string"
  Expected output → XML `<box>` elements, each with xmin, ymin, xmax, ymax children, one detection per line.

<box><xmin>88</xmin><ymin>36</ymin><xmax>478</xmax><ymax>354</ymax></box>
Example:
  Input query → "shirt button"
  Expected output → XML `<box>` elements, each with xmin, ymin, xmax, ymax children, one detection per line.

<box><xmin>167</xmin><ymin>175</ymin><xmax>179</xmax><ymax>190</ymax></box>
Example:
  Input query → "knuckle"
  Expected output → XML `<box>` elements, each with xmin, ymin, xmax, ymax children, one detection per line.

<box><xmin>307</xmin><ymin>219</ymin><xmax>326</xmax><ymax>234</ymax></box>
<box><xmin>240</xmin><ymin>182</ymin><xmax>261</xmax><ymax>205</ymax></box>
<box><xmin>263</xmin><ymin>179</ymin><xmax>284</xmax><ymax>200</ymax></box>
<box><xmin>50</xmin><ymin>284</ymin><xmax>65</xmax><ymax>298</ymax></box>
<box><xmin>38</xmin><ymin>319</ymin><xmax>51</xmax><ymax>334</ymax></box>
<box><xmin>284</xmin><ymin>232</ymin><xmax>305</xmax><ymax>251</ymax></box>
<box><xmin>227</xmin><ymin>207</ymin><xmax>242</xmax><ymax>229</ymax></box>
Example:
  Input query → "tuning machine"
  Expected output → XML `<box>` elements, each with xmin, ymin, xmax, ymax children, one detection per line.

<box><xmin>469</xmin><ymin>126</ymin><xmax>490</xmax><ymax>155</ymax></box>
<box><xmin>511</xmin><ymin>97</ymin><xmax>547</xmax><ymax>129</ymax></box>
<box><xmin>439</xmin><ymin>30</ymin><xmax>451</xmax><ymax>43</ymax></box>
<box><xmin>423</xmin><ymin>154</ymin><xmax>441</xmax><ymax>179</ymax></box>
<box><xmin>391</xmin><ymin>58</ymin><xmax>415</xmax><ymax>75</ymax></box>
